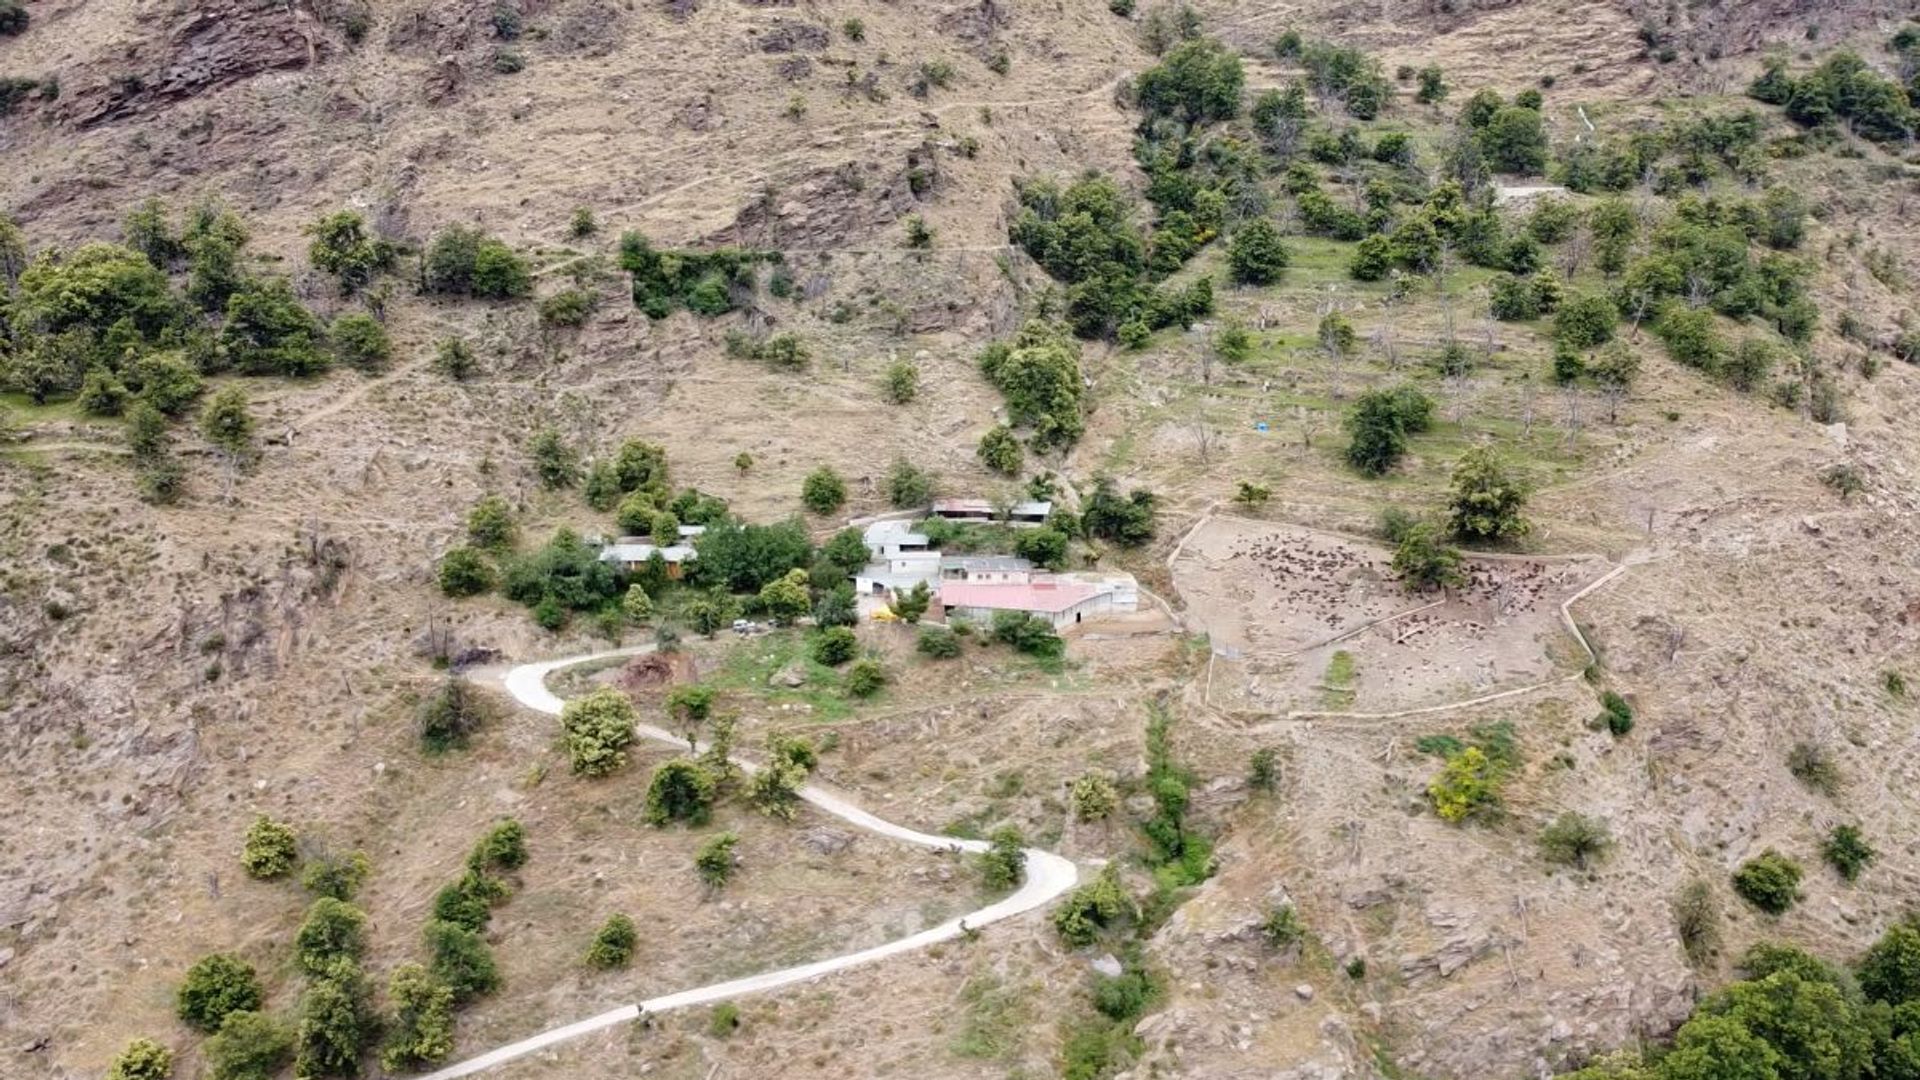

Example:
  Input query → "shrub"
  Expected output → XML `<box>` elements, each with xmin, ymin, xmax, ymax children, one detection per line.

<box><xmin>977</xmin><ymin>425</ymin><xmax>1024</xmax><ymax>474</ymax></box>
<box><xmin>569</xmin><ymin>207</ymin><xmax>597</xmax><ymax>238</ymax></box>
<box><xmin>294</xmin><ymin>898</ymin><xmax>367</xmax><ymax>974</ymax></box>
<box><xmin>293</xmin><ymin>963</ymin><xmax>372</xmax><ymax>1079</ymax></box>
<box><xmin>469</xmin><ymin>818</ymin><xmax>528</xmax><ymax>872</ymax></box>
<box><xmin>1539</xmin><ymin>812</ymin><xmax>1613</xmax><ymax>869</ymax></box>
<box><xmin>1080</xmin><ymin>476</ymin><xmax>1156</xmax><ymax>545</ymax></box>
<box><xmin>241</xmin><ymin>816</ymin><xmax>298</xmax><ymax>880</ymax></box>
<box><xmin>1428</xmin><ymin>746</ymin><xmax>1501</xmax><ymax>823</ymax></box>
<box><xmin>434</xmin><ymin>337</ymin><xmax>478</xmax><ymax>380</ymax></box>
<box><xmin>976</xmin><ymin>319</ymin><xmax>1082</xmax><ymax>446</ymax></box>
<box><xmin>1481</xmin><ymin>107</ymin><xmax>1548</xmax><ymax>173</ymax></box>
<box><xmin>695</xmin><ymin>831</ymin><xmax>740</xmax><ymax>887</ymax></box>
<box><xmin>1247</xmin><ymin>747</ymin><xmax>1278</xmax><ymax>791</ymax></box>
<box><xmin>1672</xmin><ymin>879</ymin><xmax>1721</xmax><ymax>967</ymax></box>
<box><xmin>1787</xmin><ymin>741</ymin><xmax>1841</xmax><ymax>796</ymax></box>
<box><xmin>1344</xmin><ymin>386</ymin><xmax>1434</xmax><ymax>476</ymax></box>
<box><xmin>203</xmin><ymin>1011</ymin><xmax>293</xmax><ymax>1080</ymax></box>
<box><xmin>1052</xmin><ymin>865</ymin><xmax>1135</xmax><ymax>946</ymax></box>
<box><xmin>586</xmin><ymin>914</ymin><xmax>638</xmax><ymax>969</ymax></box>
<box><xmin>378</xmin><ymin>965</ymin><xmax>455</xmax><ymax>1072</ymax></box>
<box><xmin>0</xmin><ymin>0</ymin><xmax>29</xmax><ymax>35</ymax></box>
<box><xmin>437</xmin><ymin>546</ymin><xmax>495</xmax><ymax>597</ymax></box>
<box><xmin>1134</xmin><ymin>37</ymin><xmax>1244</xmax><ymax>125</ymax></box>
<box><xmin>1391</xmin><ymin>523</ymin><xmax>1464</xmax><ymax>593</ymax></box>
<box><xmin>431</xmin><ymin>869</ymin><xmax>502</xmax><ymax>932</ymax></box>
<box><xmin>78</xmin><ymin>366</ymin><xmax>130</xmax><ymax>416</ymax></box>
<box><xmin>989</xmin><ymin>610</ymin><xmax>1064</xmax><ymax>658</ymax></box>
<box><xmin>1554</xmin><ymin>294</ymin><xmax>1619</xmax><ymax>349</ymax></box>
<box><xmin>1227</xmin><ymin>218</ymin><xmax>1290</xmax><ymax>285</ymax></box>
<box><xmin>305</xmin><ymin>211</ymin><xmax>394</xmax><ymax>292</ymax></box>
<box><xmin>539</xmin><ymin>288</ymin><xmax>596</xmax><ymax>328</ymax></box>
<box><xmin>424</xmin><ymin>225</ymin><xmax>530</xmax><ymax>298</ymax></box>
<box><xmin>177</xmin><ymin>954</ymin><xmax>263</xmax><ymax>1033</ymax></box>
<box><xmin>1860</xmin><ymin>919</ymin><xmax>1920</xmax><ymax>1004</ymax></box>
<box><xmin>222</xmin><ymin>279</ymin><xmax>327</xmax><ymax>376</ymax></box>
<box><xmin>1823</xmin><ymin>824</ymin><xmax>1875</xmax><ymax>883</ymax></box>
<box><xmin>1731</xmin><ymin>850</ymin><xmax>1802</xmax><ymax>914</ymax></box>
<box><xmin>802</xmin><ymin>466</ymin><xmax>847</xmax><ymax>514</ymax></box>
<box><xmin>886</xmin><ymin>459</ymin><xmax>933</xmax><ymax>507</ymax></box>
<box><xmin>845</xmin><ymin>658</ymin><xmax>887</xmax><ymax>697</ymax></box>
<box><xmin>978</xmin><ymin>826</ymin><xmax>1027</xmax><ymax>889</ymax></box>
<box><xmin>812</xmin><ymin>625</ymin><xmax>859</xmax><ymax>666</ymax></box>
<box><xmin>1489</xmin><ymin>274</ymin><xmax>1543</xmax><ymax>321</ymax></box>
<box><xmin>418</xmin><ymin>676</ymin><xmax>490</xmax><ymax>753</ymax></box>
<box><xmin>645</xmin><ymin>759</ymin><xmax>718</xmax><ymax>826</ymax></box>
<box><xmin>466</xmin><ymin>494</ymin><xmax>515</xmax><ymax>550</ymax></box>
<box><xmin>106</xmin><ymin>1039</ymin><xmax>173</xmax><ymax>1080</ymax></box>
<box><xmin>1262</xmin><ymin>903</ymin><xmax>1307</xmax><ymax>949</ymax></box>
<box><xmin>710</xmin><ymin>1001</ymin><xmax>742</xmax><ymax>1036</ymax></box>
<box><xmin>1349</xmin><ymin>234</ymin><xmax>1394</xmax><ymax>281</ymax></box>
<box><xmin>1446</xmin><ymin>447</ymin><xmax>1530</xmax><ymax>542</ymax></box>
<box><xmin>424</xmin><ymin>919</ymin><xmax>499</xmax><ymax>1002</ymax></box>
<box><xmin>300</xmin><ymin>851</ymin><xmax>370</xmax><ymax>901</ymax></box>
<box><xmin>560</xmin><ymin>687</ymin><xmax>637</xmax><ymax>777</ymax></box>
<box><xmin>1597</xmin><ymin>690</ymin><xmax>1634</xmax><ymax>736</ymax></box>
<box><xmin>918</xmin><ymin>626</ymin><xmax>962</xmax><ymax>658</ymax></box>
<box><xmin>884</xmin><ymin>360</ymin><xmax>919</xmax><ymax>404</ymax></box>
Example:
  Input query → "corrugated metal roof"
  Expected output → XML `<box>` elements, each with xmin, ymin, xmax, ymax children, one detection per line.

<box><xmin>939</xmin><ymin>581</ymin><xmax>1098</xmax><ymax>613</ymax></box>
<box><xmin>939</xmin><ymin>556</ymin><xmax>1033</xmax><ymax>571</ymax></box>
<box><xmin>598</xmin><ymin>542</ymin><xmax>696</xmax><ymax>563</ymax></box>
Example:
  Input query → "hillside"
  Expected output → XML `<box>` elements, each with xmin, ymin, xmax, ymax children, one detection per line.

<box><xmin>4</xmin><ymin>1</ymin><xmax>1920</xmax><ymax>1079</ymax></box>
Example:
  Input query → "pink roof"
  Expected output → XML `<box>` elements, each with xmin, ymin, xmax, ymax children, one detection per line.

<box><xmin>939</xmin><ymin>581</ymin><xmax>1098</xmax><ymax>614</ymax></box>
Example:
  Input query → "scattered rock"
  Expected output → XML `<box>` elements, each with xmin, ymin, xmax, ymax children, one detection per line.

<box><xmin>1091</xmin><ymin>953</ymin><xmax>1124</xmax><ymax>978</ymax></box>
<box><xmin>1295</xmin><ymin>983</ymin><xmax>1315</xmax><ymax>1001</ymax></box>
<box><xmin>769</xmin><ymin>661</ymin><xmax>808</xmax><ymax>688</ymax></box>
<box><xmin>800</xmin><ymin>826</ymin><xmax>854</xmax><ymax>855</ymax></box>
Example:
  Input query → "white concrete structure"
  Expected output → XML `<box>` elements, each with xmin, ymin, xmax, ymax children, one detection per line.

<box><xmin>939</xmin><ymin>555</ymin><xmax>1034</xmax><ymax>584</ymax></box>
<box><xmin>597</xmin><ymin>538</ymin><xmax>697</xmax><ymax>575</ymax></box>
<box><xmin>863</xmin><ymin>519</ymin><xmax>932</xmax><ymax>558</ymax></box>
<box><xmin>1059</xmin><ymin>571</ymin><xmax>1140</xmax><ymax>613</ymax></box>
<box><xmin>929</xmin><ymin>498</ymin><xmax>1052</xmax><ymax>527</ymax></box>
<box><xmin>853</xmin><ymin>551</ymin><xmax>942</xmax><ymax>596</ymax></box>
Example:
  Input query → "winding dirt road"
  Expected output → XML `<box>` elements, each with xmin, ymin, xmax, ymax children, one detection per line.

<box><xmin>418</xmin><ymin>648</ymin><xmax>1080</xmax><ymax>1080</ymax></box>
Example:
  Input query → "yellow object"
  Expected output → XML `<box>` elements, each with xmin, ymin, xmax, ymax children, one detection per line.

<box><xmin>870</xmin><ymin>605</ymin><xmax>899</xmax><ymax>622</ymax></box>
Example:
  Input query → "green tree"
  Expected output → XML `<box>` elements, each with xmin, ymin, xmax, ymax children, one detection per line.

<box><xmin>917</xmin><ymin>625</ymin><xmax>962</xmax><ymax>658</ymax></box>
<box><xmin>1446</xmin><ymin>447</ymin><xmax>1530</xmax><ymax>542</ymax></box>
<box><xmin>177</xmin><ymin>954</ymin><xmax>263</xmax><ymax>1033</ymax></box>
<box><xmin>203</xmin><ymin>1011</ymin><xmax>293</xmax><ymax>1080</ymax></box>
<box><xmin>685</xmin><ymin>591</ymin><xmax>741</xmax><ymax>637</ymax></box>
<box><xmin>434</xmin><ymin>337</ymin><xmax>478</xmax><ymax>380</ymax></box>
<box><xmin>1014</xmin><ymin>525</ymin><xmax>1069</xmax><ymax>570</ymax></box>
<box><xmin>378</xmin><ymin>964</ymin><xmax>455</xmax><ymax>1071</ymax></box>
<box><xmin>1732</xmin><ymin>850</ymin><xmax>1803</xmax><ymax>915</ymax></box>
<box><xmin>892</xmin><ymin>580</ymin><xmax>932</xmax><ymax>623</ymax></box>
<box><xmin>294</xmin><ymin>898</ymin><xmax>367</xmax><ymax>975</ymax></box>
<box><xmin>1344</xmin><ymin>386</ymin><xmax>1434</xmax><ymax>476</ymax></box>
<box><xmin>976</xmin><ymin>320</ymin><xmax>1083</xmax><ymax>447</ymax></box>
<box><xmin>1349</xmin><ymin>234</ymin><xmax>1394</xmax><ymax>281</ymax></box>
<box><xmin>466</xmin><ymin>494</ymin><xmax>515</xmax><ymax>550</ymax></box>
<box><xmin>645</xmin><ymin>759</ymin><xmax>718</xmax><ymax>826</ymax></box>
<box><xmin>1539</xmin><ymin>812</ymin><xmax>1613</xmax><ymax>869</ymax></box>
<box><xmin>78</xmin><ymin>366</ymin><xmax>130</xmax><ymax>416</ymax></box>
<box><xmin>241</xmin><ymin>816</ymin><xmax>298</xmax><ymax>879</ymax></box>
<box><xmin>469</xmin><ymin>818</ymin><xmax>528</xmax><ymax>873</ymax></box>
<box><xmin>884</xmin><ymin>360</ymin><xmax>919</xmax><ymax>404</ymax></box>
<box><xmin>819</xmin><ymin>528</ymin><xmax>871</xmax><ymax>578</ymax></box>
<box><xmin>802</xmin><ymin>466</ymin><xmax>847</xmax><ymax>514</ymax></box>
<box><xmin>845</xmin><ymin>658</ymin><xmax>887</xmax><ymax>697</ymax></box>
<box><xmin>438</xmin><ymin>546</ymin><xmax>495</xmax><ymax>598</ymax></box>
<box><xmin>419</xmin><ymin>676</ymin><xmax>491</xmax><ymax>753</ymax></box>
<box><xmin>812</xmin><ymin>625</ymin><xmax>859</xmax><ymax>665</ymax></box>
<box><xmin>1659</xmin><ymin>1014</ymin><xmax>1784</xmax><ymax>1080</ymax></box>
<box><xmin>978</xmin><ymin>826</ymin><xmax>1026</xmax><ymax>889</ymax></box>
<box><xmin>1227</xmin><ymin>218</ymin><xmax>1290</xmax><ymax>285</ymax></box>
<box><xmin>695</xmin><ymin>832</ymin><xmax>740</xmax><ymax>887</ymax></box>
<box><xmin>1555</xmin><ymin>293</ymin><xmax>1619</xmax><ymax>350</ymax></box>
<box><xmin>222</xmin><ymin>279</ymin><xmax>326</xmax><ymax>376</ymax></box>
<box><xmin>560</xmin><ymin>687</ymin><xmax>636</xmax><ymax>777</ymax></box>
<box><xmin>424</xmin><ymin>919</ymin><xmax>499</xmax><ymax>1002</ymax></box>
<box><xmin>305</xmin><ymin>211</ymin><xmax>393</xmax><ymax>293</ymax></box>
<box><xmin>1428</xmin><ymin>746</ymin><xmax>1500</xmax><ymax>822</ymax></box>
<box><xmin>1391</xmin><ymin>523</ymin><xmax>1465</xmax><ymax>593</ymax></box>
<box><xmin>620</xmin><ymin>583</ymin><xmax>654</xmax><ymax>623</ymax></box>
<box><xmin>1480</xmin><ymin>106</ymin><xmax>1548</xmax><ymax>173</ymax></box>
<box><xmin>1823</xmin><ymin>824</ymin><xmax>1876</xmax><ymax>884</ymax></box>
<box><xmin>1135</xmin><ymin>37</ymin><xmax>1244</xmax><ymax>125</ymax></box>
<box><xmin>887</xmin><ymin>459</ymin><xmax>933</xmax><ymax>507</ymax></box>
<box><xmin>1859</xmin><ymin>919</ymin><xmax>1920</xmax><ymax>1004</ymax></box>
<box><xmin>293</xmin><ymin>966</ymin><xmax>372</xmax><ymax>1080</ymax></box>
<box><xmin>106</xmin><ymin>1038</ymin><xmax>173</xmax><ymax>1080</ymax></box>
<box><xmin>1415</xmin><ymin>65</ymin><xmax>1448</xmax><ymax>104</ymax></box>
<box><xmin>300</xmin><ymin>851</ymin><xmax>370</xmax><ymax>902</ymax></box>
<box><xmin>586</xmin><ymin>914</ymin><xmax>637</xmax><ymax>969</ymax></box>
<box><xmin>328</xmin><ymin>312</ymin><xmax>390</xmax><ymax>372</ymax></box>
<box><xmin>977</xmin><ymin>425</ymin><xmax>1024</xmax><ymax>475</ymax></box>
<box><xmin>1080</xmin><ymin>477</ymin><xmax>1156</xmax><ymax>545</ymax></box>
<box><xmin>1070</xmin><ymin>772</ymin><xmax>1118</xmax><ymax>822</ymax></box>
<box><xmin>758</xmin><ymin>569</ymin><xmax>812</xmax><ymax>626</ymax></box>
<box><xmin>200</xmin><ymin>385</ymin><xmax>255</xmax><ymax>457</ymax></box>
<box><xmin>122</xmin><ymin>198</ymin><xmax>183</xmax><ymax>267</ymax></box>
<box><xmin>527</xmin><ymin>427</ymin><xmax>578</xmax><ymax>488</ymax></box>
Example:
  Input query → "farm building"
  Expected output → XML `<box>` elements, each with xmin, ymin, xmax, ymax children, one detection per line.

<box><xmin>939</xmin><ymin>580</ymin><xmax>1110</xmax><ymax>629</ymax></box>
<box><xmin>939</xmin><ymin>555</ymin><xmax>1034</xmax><ymax>584</ymax></box>
<box><xmin>929</xmin><ymin>498</ymin><xmax>1052</xmax><ymax>527</ymax></box>
<box><xmin>863</xmin><ymin>519</ymin><xmax>932</xmax><ymax>558</ymax></box>
<box><xmin>853</xmin><ymin>551</ymin><xmax>941</xmax><ymax>596</ymax></box>
<box><xmin>597</xmin><ymin>538</ymin><xmax>697</xmax><ymax>577</ymax></box>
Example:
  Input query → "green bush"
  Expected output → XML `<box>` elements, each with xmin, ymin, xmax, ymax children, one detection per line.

<box><xmin>203</xmin><ymin>1011</ymin><xmax>293</xmax><ymax>1080</ymax></box>
<box><xmin>469</xmin><ymin>818</ymin><xmax>528</xmax><ymax>872</ymax></box>
<box><xmin>1134</xmin><ymin>37</ymin><xmax>1244</xmax><ymax>125</ymax></box>
<box><xmin>977</xmin><ymin>320</ymin><xmax>1085</xmax><ymax>446</ymax></box>
<box><xmin>419</xmin><ymin>676</ymin><xmax>490</xmax><ymax>753</ymax></box>
<box><xmin>1052</xmin><ymin>865</ymin><xmax>1135</xmax><ymax>946</ymax></box>
<box><xmin>424</xmin><ymin>919</ymin><xmax>500</xmax><ymax>1002</ymax></box>
<box><xmin>1446</xmin><ymin>447</ymin><xmax>1530</xmax><ymax>542</ymax></box>
<box><xmin>884</xmin><ymin>360</ymin><xmax>919</xmax><ymax>403</ymax></box>
<box><xmin>1554</xmin><ymin>293</ymin><xmax>1618</xmax><ymax>350</ymax></box>
<box><xmin>617</xmin><ymin>231</ymin><xmax>774</xmax><ymax>318</ymax></box>
<box><xmin>328</xmin><ymin>313</ymin><xmax>390</xmax><ymax>372</ymax></box>
<box><xmin>1349</xmin><ymin>234</ymin><xmax>1394</xmax><ymax>281</ymax></box>
<box><xmin>812</xmin><ymin>625</ymin><xmax>859</xmax><ymax>666</ymax></box>
<box><xmin>586</xmin><ymin>913</ymin><xmax>638</xmax><ymax>969</ymax></box>
<box><xmin>106</xmin><ymin>1039</ymin><xmax>173</xmax><ymax>1080</ymax></box>
<box><xmin>989</xmin><ymin>611</ymin><xmax>1064</xmax><ymax>658</ymax></box>
<box><xmin>465</xmin><ymin>494</ymin><xmax>515</xmax><ymax>550</ymax></box>
<box><xmin>0</xmin><ymin>0</ymin><xmax>30</xmax><ymax>35</ymax></box>
<box><xmin>977</xmin><ymin>425</ymin><xmax>1024</xmax><ymax>474</ymax></box>
<box><xmin>293</xmin><ymin>963</ymin><xmax>372</xmax><ymax>1079</ymax></box>
<box><xmin>844</xmin><ymin>658</ymin><xmax>887</xmax><ymax>697</ymax></box>
<box><xmin>886</xmin><ymin>459</ymin><xmax>932</xmax><ymax>508</ymax></box>
<box><xmin>538</xmin><ymin>288</ymin><xmax>596</xmax><ymax>327</ymax></box>
<box><xmin>294</xmin><ymin>898</ymin><xmax>367</xmax><ymax>974</ymax></box>
<box><xmin>177</xmin><ymin>954</ymin><xmax>263</xmax><ymax>1033</ymax></box>
<box><xmin>695</xmin><ymin>831</ymin><xmax>739</xmax><ymax>886</ymax></box>
<box><xmin>1859</xmin><ymin>919</ymin><xmax>1920</xmax><ymax>1004</ymax></box>
<box><xmin>917</xmin><ymin>626</ymin><xmax>962</xmax><ymax>658</ymax></box>
<box><xmin>1823</xmin><ymin>824</ymin><xmax>1876</xmax><ymax>883</ymax></box>
<box><xmin>241</xmin><ymin>816</ymin><xmax>298</xmax><ymax>880</ymax></box>
<box><xmin>431</xmin><ymin>869</ymin><xmax>504</xmax><ymax>932</ymax></box>
<box><xmin>801</xmin><ymin>466</ymin><xmax>847</xmax><ymax>514</ymax></box>
<box><xmin>378</xmin><ymin>965</ymin><xmax>455</xmax><ymax>1071</ymax></box>
<box><xmin>1731</xmin><ymin>849</ymin><xmax>1803</xmax><ymax>914</ymax></box>
<box><xmin>1787</xmin><ymin>741</ymin><xmax>1842</xmax><ymax>796</ymax></box>
<box><xmin>1343</xmin><ymin>386</ymin><xmax>1434</xmax><ymax>476</ymax></box>
<box><xmin>1081</xmin><ymin>476</ymin><xmax>1156</xmax><ymax>545</ymax></box>
<box><xmin>1391</xmin><ymin>523</ymin><xmax>1464</xmax><ymax>593</ymax></box>
<box><xmin>1226</xmin><ymin>218</ymin><xmax>1289</xmax><ymax>285</ymax></box>
<box><xmin>1539</xmin><ymin>812</ymin><xmax>1613</xmax><ymax>869</ymax></box>
<box><xmin>437</xmin><ymin>546</ymin><xmax>495</xmax><ymax>597</ymax></box>
<box><xmin>559</xmin><ymin>687</ymin><xmax>637</xmax><ymax>777</ymax></box>
<box><xmin>1597</xmin><ymin>690</ymin><xmax>1634</xmax><ymax>736</ymax></box>
<box><xmin>424</xmin><ymin>225</ymin><xmax>531</xmax><ymax>298</ymax></box>
<box><xmin>434</xmin><ymin>336</ymin><xmax>478</xmax><ymax>380</ymax></box>
<box><xmin>300</xmin><ymin>851</ymin><xmax>370</xmax><ymax>901</ymax></box>
<box><xmin>645</xmin><ymin>759</ymin><xmax>718</xmax><ymax>826</ymax></box>
<box><xmin>978</xmin><ymin>826</ymin><xmax>1027</xmax><ymax>889</ymax></box>
<box><xmin>305</xmin><ymin>210</ymin><xmax>394</xmax><ymax>292</ymax></box>
<box><xmin>222</xmin><ymin>278</ymin><xmax>327</xmax><ymax>376</ymax></box>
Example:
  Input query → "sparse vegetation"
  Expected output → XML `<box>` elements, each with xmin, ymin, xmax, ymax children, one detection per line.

<box><xmin>1731</xmin><ymin>849</ymin><xmax>1803</xmax><ymax>914</ymax></box>
<box><xmin>585</xmin><ymin>914</ymin><xmax>638</xmax><ymax>968</ymax></box>
<box><xmin>241</xmin><ymin>816</ymin><xmax>299</xmax><ymax>880</ymax></box>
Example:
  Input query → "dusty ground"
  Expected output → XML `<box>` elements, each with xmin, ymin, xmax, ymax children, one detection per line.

<box><xmin>5</xmin><ymin>0</ymin><xmax>1920</xmax><ymax>1078</ymax></box>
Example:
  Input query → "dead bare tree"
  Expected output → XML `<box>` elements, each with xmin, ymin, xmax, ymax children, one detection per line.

<box><xmin>1562</xmin><ymin>385</ymin><xmax>1584</xmax><ymax>449</ymax></box>
<box><xmin>1191</xmin><ymin>422</ymin><xmax>1222</xmax><ymax>464</ymax></box>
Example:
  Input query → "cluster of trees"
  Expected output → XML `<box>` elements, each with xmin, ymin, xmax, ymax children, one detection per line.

<box><xmin>617</xmin><ymin>231</ymin><xmax>778</xmax><ymax>318</ymax></box>
<box><xmin>1008</xmin><ymin>174</ymin><xmax>1215</xmax><ymax>340</ymax></box>
<box><xmin>1560</xmin><ymin>927</ymin><xmax>1920</xmax><ymax>1080</ymax></box>
<box><xmin>1420</xmin><ymin>720</ymin><xmax>1519</xmax><ymax>822</ymax></box>
<box><xmin>976</xmin><ymin>318</ymin><xmax>1087</xmax><ymax>456</ymax></box>
<box><xmin>1751</xmin><ymin>49</ymin><xmax>1917</xmax><ymax>144</ymax></box>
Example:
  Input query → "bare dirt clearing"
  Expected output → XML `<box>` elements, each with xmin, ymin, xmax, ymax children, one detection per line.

<box><xmin>1173</xmin><ymin>516</ymin><xmax>1610</xmax><ymax>715</ymax></box>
